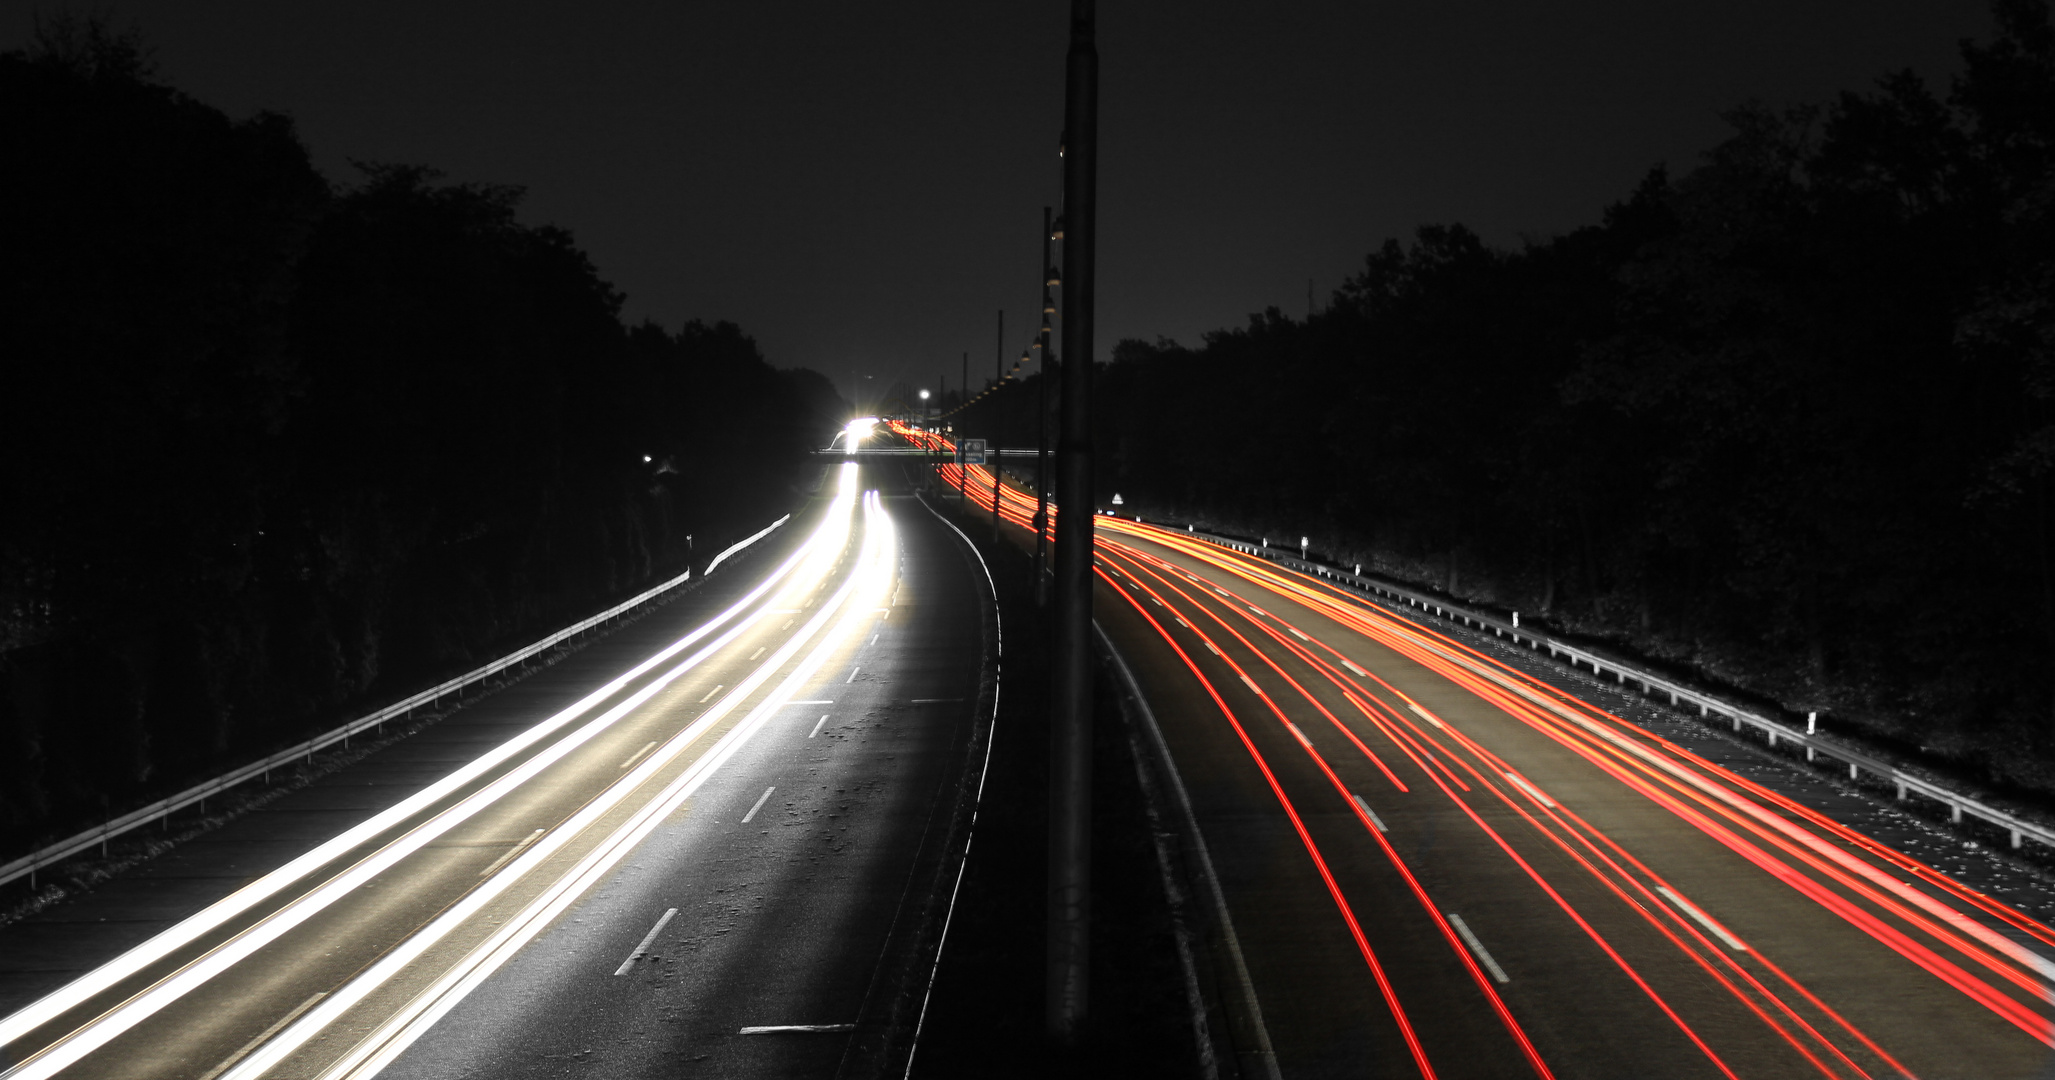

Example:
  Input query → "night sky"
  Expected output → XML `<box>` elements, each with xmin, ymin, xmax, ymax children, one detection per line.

<box><xmin>1</xmin><ymin>0</ymin><xmax>1997</xmax><ymax>397</ymax></box>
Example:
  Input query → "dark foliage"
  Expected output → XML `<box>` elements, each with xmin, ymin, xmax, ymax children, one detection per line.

<box><xmin>0</xmin><ymin>19</ymin><xmax>842</xmax><ymax>849</ymax></box>
<box><xmin>1097</xmin><ymin>1</ymin><xmax>2055</xmax><ymax>794</ymax></box>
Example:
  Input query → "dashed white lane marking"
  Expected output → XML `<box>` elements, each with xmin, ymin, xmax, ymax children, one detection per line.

<box><xmin>618</xmin><ymin>741</ymin><xmax>658</xmax><ymax>770</ymax></box>
<box><xmin>698</xmin><ymin>684</ymin><xmax>724</xmax><ymax>703</ymax></box>
<box><xmin>786</xmin><ymin>699</ymin><xmax>834</xmax><ymax>705</ymax></box>
<box><xmin>749</xmin><ymin>647</ymin><xmax>766</xmax><ymax>661</ymax></box>
<box><xmin>1204</xmin><ymin>641</ymin><xmax>1221</xmax><ymax>656</ymax></box>
<box><xmin>1249</xmin><ymin>606</ymin><xmax>1268</xmax><ymax>617</ymax></box>
<box><xmin>846</xmin><ymin>665</ymin><xmax>861</xmax><ymax>683</ymax></box>
<box><xmin>911</xmin><ymin>697</ymin><xmax>964</xmax><ymax>704</ymax></box>
<box><xmin>809</xmin><ymin>715</ymin><xmax>829</xmax><ymax>739</ymax></box>
<box><xmin>477</xmin><ymin>829</ymin><xmax>545</xmax><ymax>878</ymax></box>
<box><xmin>1503</xmin><ymin>771</ymin><xmax>1556</xmax><ymax>808</ymax></box>
<box><xmin>869</xmin><ymin>634</ymin><xmax>879</xmax><ymax>646</ymax></box>
<box><xmin>612</xmin><ymin>908</ymin><xmax>680</xmax><ymax>975</ymax></box>
<box><xmin>1409</xmin><ymin>703</ymin><xmax>1445</xmax><ymax>728</ymax></box>
<box><xmin>738</xmin><ymin>1024</ymin><xmax>855</xmax><ymax>1035</ymax></box>
<box><xmin>1175</xmin><ymin>617</ymin><xmax>1190</xmax><ymax>628</ymax></box>
<box><xmin>1240</xmin><ymin>674</ymin><xmax>1262</xmax><ymax>695</ymax></box>
<box><xmin>782</xmin><ymin>620</ymin><xmax>794</xmax><ymax>630</ymax></box>
<box><xmin>1447</xmin><ymin>914</ymin><xmax>1510</xmax><ymax>983</ymax></box>
<box><xmin>1657</xmin><ymin>887</ymin><xmax>1748</xmax><ymax>950</ymax></box>
<box><xmin>197</xmin><ymin>992</ymin><xmax>327</xmax><ymax>1080</ymax></box>
<box><xmin>1351</xmin><ymin>794</ymin><xmax>1387</xmax><ymax>832</ymax></box>
<box><xmin>1341</xmin><ymin>659</ymin><xmax>1369</xmax><ymax>677</ymax></box>
<box><xmin>1285</xmin><ymin>722</ymin><xmax>1312</xmax><ymax>749</ymax></box>
<box><xmin>742</xmin><ymin>786</ymin><xmax>776</xmax><ymax>824</ymax></box>
<box><xmin>770</xmin><ymin>609</ymin><xmax>802</xmax><ymax>614</ymax></box>
<box><xmin>1288</xmin><ymin>627</ymin><xmax>1310</xmax><ymax>641</ymax></box>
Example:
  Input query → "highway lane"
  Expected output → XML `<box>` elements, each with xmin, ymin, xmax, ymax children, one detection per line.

<box><xmin>372</xmin><ymin>481</ymin><xmax>989</xmax><ymax>1079</ymax></box>
<box><xmin>0</xmin><ymin>458</ymin><xmax>996</xmax><ymax>1080</ymax></box>
<box><xmin>896</xmin><ymin>418</ymin><xmax>2055</xmax><ymax>1078</ymax></box>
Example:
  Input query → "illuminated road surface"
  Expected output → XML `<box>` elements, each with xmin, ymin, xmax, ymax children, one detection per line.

<box><xmin>0</xmin><ymin>461</ymin><xmax>993</xmax><ymax>1079</ymax></box>
<box><xmin>897</xmin><ymin>419</ymin><xmax>2055</xmax><ymax>1079</ymax></box>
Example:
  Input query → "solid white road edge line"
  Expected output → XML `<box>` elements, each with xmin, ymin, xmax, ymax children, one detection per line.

<box><xmin>1089</xmin><ymin>623</ymin><xmax>1281</xmax><ymax>1080</ymax></box>
<box><xmin>900</xmin><ymin>489</ymin><xmax>1002</xmax><ymax>1080</ymax></box>
<box><xmin>612</xmin><ymin>909</ymin><xmax>680</xmax><ymax>976</ymax></box>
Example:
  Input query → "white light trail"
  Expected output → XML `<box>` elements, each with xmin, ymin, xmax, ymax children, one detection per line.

<box><xmin>273</xmin><ymin>483</ymin><xmax>891</xmax><ymax>1080</ymax></box>
<box><xmin>0</xmin><ymin>470</ymin><xmax>855</xmax><ymax>1080</ymax></box>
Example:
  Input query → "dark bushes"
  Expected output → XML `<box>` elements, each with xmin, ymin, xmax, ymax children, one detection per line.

<box><xmin>0</xmin><ymin>20</ymin><xmax>842</xmax><ymax>851</ymax></box>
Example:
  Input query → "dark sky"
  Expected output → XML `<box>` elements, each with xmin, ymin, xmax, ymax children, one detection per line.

<box><xmin>3</xmin><ymin>0</ymin><xmax>2000</xmax><ymax>398</ymax></box>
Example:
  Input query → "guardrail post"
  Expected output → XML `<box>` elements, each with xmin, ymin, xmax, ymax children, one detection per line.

<box><xmin>1951</xmin><ymin>803</ymin><xmax>1963</xmax><ymax>824</ymax></box>
<box><xmin>2012</xmin><ymin>830</ymin><xmax>2023</xmax><ymax>849</ymax></box>
<box><xmin>1895</xmin><ymin>781</ymin><xmax>1907</xmax><ymax>801</ymax></box>
<box><xmin>1849</xmin><ymin>763</ymin><xmax>1858</xmax><ymax>780</ymax></box>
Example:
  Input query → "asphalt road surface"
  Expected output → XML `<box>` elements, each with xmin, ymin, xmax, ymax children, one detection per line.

<box><xmin>898</xmin><ymin>417</ymin><xmax>2055</xmax><ymax>1080</ymax></box>
<box><xmin>0</xmin><ymin>460</ymin><xmax>994</xmax><ymax>1080</ymax></box>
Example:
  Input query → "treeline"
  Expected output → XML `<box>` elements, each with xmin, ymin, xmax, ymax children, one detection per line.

<box><xmin>0</xmin><ymin>22</ymin><xmax>843</xmax><ymax>850</ymax></box>
<box><xmin>1098</xmin><ymin>1</ymin><xmax>2055</xmax><ymax>793</ymax></box>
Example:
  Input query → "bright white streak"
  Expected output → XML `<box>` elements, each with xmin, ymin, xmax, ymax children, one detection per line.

<box><xmin>0</xmin><ymin>475</ymin><xmax>847</xmax><ymax>1080</ymax></box>
<box><xmin>290</xmin><ymin>481</ymin><xmax>893</xmax><ymax>1080</ymax></box>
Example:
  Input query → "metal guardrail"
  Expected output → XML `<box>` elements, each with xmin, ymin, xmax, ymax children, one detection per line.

<box><xmin>1171</xmin><ymin>527</ymin><xmax>2055</xmax><ymax>853</ymax></box>
<box><xmin>1</xmin><ymin>513</ymin><xmax>794</xmax><ymax>890</ymax></box>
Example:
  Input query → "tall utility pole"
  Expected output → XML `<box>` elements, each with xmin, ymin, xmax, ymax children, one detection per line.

<box><xmin>1035</xmin><ymin>205</ymin><xmax>1055</xmax><ymax>607</ymax></box>
<box><xmin>993</xmin><ymin>309</ymin><xmax>1004</xmax><ymax>543</ymax></box>
<box><xmin>1047</xmin><ymin>0</ymin><xmax>1096</xmax><ymax>1046</ymax></box>
<box><xmin>960</xmin><ymin>351</ymin><xmax>969</xmax><ymax>504</ymax></box>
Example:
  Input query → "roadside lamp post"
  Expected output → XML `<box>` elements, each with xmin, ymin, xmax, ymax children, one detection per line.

<box><xmin>919</xmin><ymin>389</ymin><xmax>933</xmax><ymax>491</ymax></box>
<box><xmin>1048</xmin><ymin>0</ymin><xmax>1096</xmax><ymax>1045</ymax></box>
<box><xmin>1036</xmin><ymin>203</ymin><xmax>1055</xmax><ymax>607</ymax></box>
